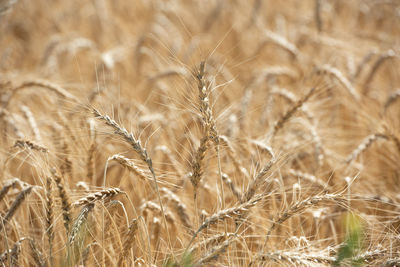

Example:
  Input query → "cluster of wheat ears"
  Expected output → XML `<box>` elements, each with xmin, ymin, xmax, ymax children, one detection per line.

<box><xmin>0</xmin><ymin>0</ymin><xmax>400</xmax><ymax>266</ymax></box>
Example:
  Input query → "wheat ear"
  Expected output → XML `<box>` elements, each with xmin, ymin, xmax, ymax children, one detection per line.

<box><xmin>242</xmin><ymin>158</ymin><xmax>275</xmax><ymax>203</ymax></box>
<box><xmin>194</xmin><ymin>238</ymin><xmax>235</xmax><ymax>267</ymax></box>
<box><xmin>270</xmin><ymin>87</ymin><xmax>316</xmax><ymax>139</ymax></box>
<box><xmin>263</xmin><ymin>194</ymin><xmax>346</xmax><ymax>246</ymax></box>
<box><xmin>73</xmin><ymin>188</ymin><xmax>122</xmax><ymax>207</ymax></box>
<box><xmin>0</xmin><ymin>186</ymin><xmax>33</xmax><ymax>231</ymax></box>
<box><xmin>161</xmin><ymin>187</ymin><xmax>192</xmax><ymax>231</ymax></box>
<box><xmin>0</xmin><ymin>237</ymin><xmax>28</xmax><ymax>265</ymax></box>
<box><xmin>14</xmin><ymin>140</ymin><xmax>48</xmax><ymax>152</ymax></box>
<box><xmin>20</xmin><ymin>105</ymin><xmax>42</xmax><ymax>143</ymax></box>
<box><xmin>384</xmin><ymin>89</ymin><xmax>400</xmax><ymax>111</ymax></box>
<box><xmin>45</xmin><ymin>177</ymin><xmax>54</xmax><ymax>267</ymax></box>
<box><xmin>188</xmin><ymin>194</ymin><xmax>263</xmax><ymax>247</ymax></box>
<box><xmin>109</xmin><ymin>154</ymin><xmax>148</xmax><ymax>181</ymax></box>
<box><xmin>51</xmin><ymin>168</ymin><xmax>71</xmax><ymax>233</ymax></box>
<box><xmin>363</xmin><ymin>50</ymin><xmax>396</xmax><ymax>94</ymax></box>
<box><xmin>3</xmin><ymin>79</ymin><xmax>78</xmax><ymax>108</ymax></box>
<box><xmin>29</xmin><ymin>239</ymin><xmax>45</xmax><ymax>267</ymax></box>
<box><xmin>93</xmin><ymin>109</ymin><xmax>172</xmax><ymax>248</ymax></box>
<box><xmin>118</xmin><ymin>219</ymin><xmax>139</xmax><ymax>266</ymax></box>
<box><xmin>316</xmin><ymin>65</ymin><xmax>359</xmax><ymax>100</ymax></box>
<box><xmin>69</xmin><ymin>203</ymin><xmax>95</xmax><ymax>244</ymax></box>
<box><xmin>0</xmin><ymin>179</ymin><xmax>20</xmax><ymax>203</ymax></box>
<box><xmin>345</xmin><ymin>133</ymin><xmax>388</xmax><ymax>164</ymax></box>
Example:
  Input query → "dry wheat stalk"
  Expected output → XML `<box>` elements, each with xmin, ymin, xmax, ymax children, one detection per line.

<box><xmin>73</xmin><ymin>187</ymin><xmax>122</xmax><ymax>207</ymax></box>
<box><xmin>118</xmin><ymin>218</ymin><xmax>138</xmax><ymax>266</ymax></box>
<box><xmin>13</xmin><ymin>139</ymin><xmax>48</xmax><ymax>153</ymax></box>
<box><xmin>0</xmin><ymin>186</ymin><xmax>33</xmax><ymax>231</ymax></box>
<box><xmin>109</xmin><ymin>154</ymin><xmax>148</xmax><ymax>181</ymax></box>
<box><xmin>345</xmin><ymin>133</ymin><xmax>388</xmax><ymax>164</ymax></box>
<box><xmin>69</xmin><ymin>203</ymin><xmax>94</xmax><ymax>244</ymax></box>
<box><xmin>51</xmin><ymin>168</ymin><xmax>71</xmax><ymax>233</ymax></box>
<box><xmin>269</xmin><ymin>87</ymin><xmax>316</xmax><ymax>139</ymax></box>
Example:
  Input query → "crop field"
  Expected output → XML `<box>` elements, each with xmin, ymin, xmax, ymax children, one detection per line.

<box><xmin>0</xmin><ymin>0</ymin><xmax>400</xmax><ymax>266</ymax></box>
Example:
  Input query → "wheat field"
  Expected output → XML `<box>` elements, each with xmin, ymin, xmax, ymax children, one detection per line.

<box><xmin>0</xmin><ymin>0</ymin><xmax>400</xmax><ymax>266</ymax></box>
